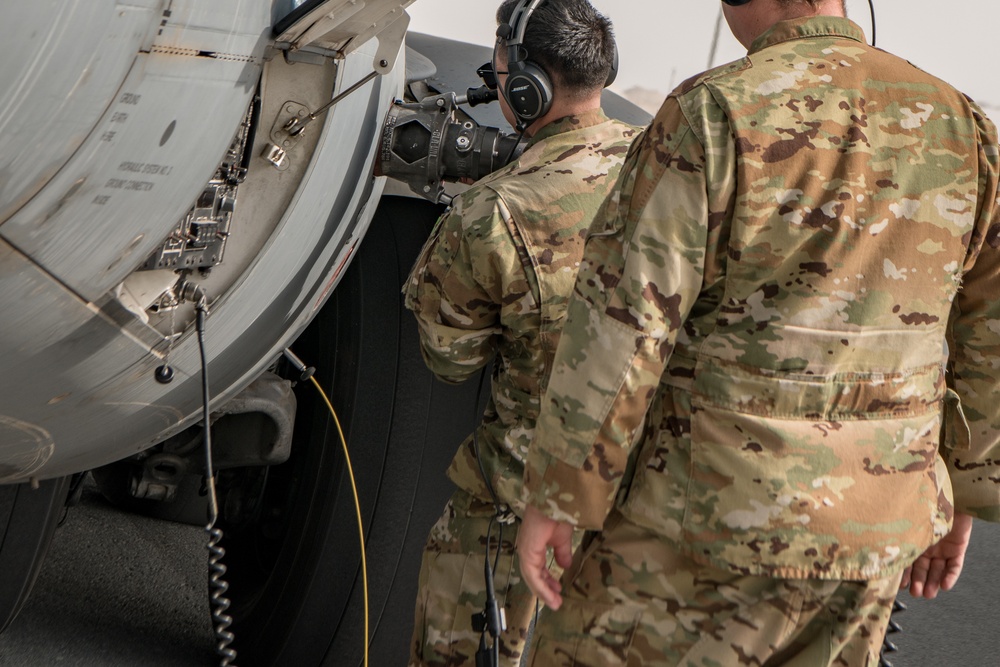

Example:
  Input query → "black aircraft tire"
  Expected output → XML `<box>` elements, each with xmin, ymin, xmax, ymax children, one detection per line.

<box><xmin>220</xmin><ymin>195</ymin><xmax>486</xmax><ymax>666</ymax></box>
<box><xmin>0</xmin><ymin>477</ymin><xmax>71</xmax><ymax>634</ymax></box>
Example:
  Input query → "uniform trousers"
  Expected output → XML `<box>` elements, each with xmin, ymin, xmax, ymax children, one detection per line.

<box><xmin>527</xmin><ymin>511</ymin><xmax>902</xmax><ymax>667</ymax></box>
<box><xmin>409</xmin><ymin>488</ymin><xmax>538</xmax><ymax>667</ymax></box>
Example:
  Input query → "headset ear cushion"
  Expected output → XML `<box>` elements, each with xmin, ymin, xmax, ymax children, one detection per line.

<box><xmin>505</xmin><ymin>63</ymin><xmax>553</xmax><ymax>123</ymax></box>
<box><xmin>605</xmin><ymin>42</ymin><xmax>619</xmax><ymax>88</ymax></box>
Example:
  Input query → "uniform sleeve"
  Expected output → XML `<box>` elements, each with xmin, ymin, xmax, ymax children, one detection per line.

<box><xmin>403</xmin><ymin>186</ymin><xmax>523</xmax><ymax>384</ymax></box>
<box><xmin>523</xmin><ymin>96</ymin><xmax>730</xmax><ymax>529</ymax></box>
<box><xmin>946</xmin><ymin>107</ymin><xmax>1000</xmax><ymax>522</ymax></box>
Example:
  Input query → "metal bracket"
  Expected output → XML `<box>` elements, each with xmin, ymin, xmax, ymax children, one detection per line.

<box><xmin>269</xmin><ymin>101</ymin><xmax>311</xmax><ymax>148</ymax></box>
<box><xmin>274</xmin><ymin>1</ymin><xmax>413</xmax><ymax>73</ymax></box>
<box><xmin>131</xmin><ymin>452</ymin><xmax>188</xmax><ymax>501</ymax></box>
<box><xmin>262</xmin><ymin>143</ymin><xmax>289</xmax><ymax>171</ymax></box>
<box><xmin>368</xmin><ymin>9</ymin><xmax>410</xmax><ymax>74</ymax></box>
<box><xmin>260</xmin><ymin>101</ymin><xmax>311</xmax><ymax>170</ymax></box>
<box><xmin>290</xmin><ymin>0</ymin><xmax>366</xmax><ymax>52</ymax></box>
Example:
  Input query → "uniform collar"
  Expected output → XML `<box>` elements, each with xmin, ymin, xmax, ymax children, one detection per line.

<box><xmin>749</xmin><ymin>16</ymin><xmax>866</xmax><ymax>55</ymax></box>
<box><xmin>527</xmin><ymin>108</ymin><xmax>610</xmax><ymax>147</ymax></box>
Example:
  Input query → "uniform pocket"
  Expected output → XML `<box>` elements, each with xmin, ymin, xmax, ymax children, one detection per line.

<box><xmin>683</xmin><ymin>402</ymin><xmax>941</xmax><ymax>579</ymax></box>
<box><xmin>528</xmin><ymin>598</ymin><xmax>641</xmax><ymax>667</ymax></box>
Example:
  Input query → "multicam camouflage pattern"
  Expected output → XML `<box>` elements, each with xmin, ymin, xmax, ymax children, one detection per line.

<box><xmin>409</xmin><ymin>490</ymin><xmax>537</xmax><ymax>667</ymax></box>
<box><xmin>524</xmin><ymin>17</ymin><xmax>1000</xmax><ymax>580</ymax></box>
<box><xmin>404</xmin><ymin>109</ymin><xmax>637</xmax><ymax>509</ymax></box>
<box><xmin>527</xmin><ymin>512</ymin><xmax>900</xmax><ymax>667</ymax></box>
<box><xmin>405</xmin><ymin>109</ymin><xmax>636</xmax><ymax>666</ymax></box>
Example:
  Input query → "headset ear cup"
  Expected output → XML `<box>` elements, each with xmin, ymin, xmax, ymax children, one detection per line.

<box><xmin>504</xmin><ymin>63</ymin><xmax>553</xmax><ymax>124</ymax></box>
<box><xmin>605</xmin><ymin>42</ymin><xmax>619</xmax><ymax>88</ymax></box>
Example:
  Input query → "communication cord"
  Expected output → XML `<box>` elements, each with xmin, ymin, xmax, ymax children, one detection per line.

<box><xmin>191</xmin><ymin>292</ymin><xmax>237</xmax><ymax>667</ymax></box>
<box><xmin>867</xmin><ymin>0</ymin><xmax>877</xmax><ymax>47</ymax></box>
<box><xmin>279</xmin><ymin>348</ymin><xmax>369</xmax><ymax>665</ymax></box>
<box><xmin>194</xmin><ymin>296</ymin><xmax>369</xmax><ymax>666</ymax></box>
<box><xmin>879</xmin><ymin>599</ymin><xmax>906</xmax><ymax>667</ymax></box>
<box><xmin>505</xmin><ymin>129</ymin><xmax>526</xmax><ymax>166</ymax></box>
<box><xmin>471</xmin><ymin>365</ymin><xmax>508</xmax><ymax>667</ymax></box>
<box><xmin>308</xmin><ymin>373</ymin><xmax>370</xmax><ymax>667</ymax></box>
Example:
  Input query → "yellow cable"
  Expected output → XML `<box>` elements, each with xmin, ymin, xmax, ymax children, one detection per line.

<box><xmin>309</xmin><ymin>375</ymin><xmax>369</xmax><ymax>667</ymax></box>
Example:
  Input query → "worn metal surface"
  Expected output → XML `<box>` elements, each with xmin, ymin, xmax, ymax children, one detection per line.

<box><xmin>0</xmin><ymin>2</ymin><xmax>407</xmax><ymax>482</ymax></box>
<box><xmin>0</xmin><ymin>0</ymin><xmax>164</xmax><ymax>224</ymax></box>
<box><xmin>210</xmin><ymin>372</ymin><xmax>297</xmax><ymax>469</ymax></box>
<box><xmin>0</xmin><ymin>0</ymin><xmax>269</xmax><ymax>302</ymax></box>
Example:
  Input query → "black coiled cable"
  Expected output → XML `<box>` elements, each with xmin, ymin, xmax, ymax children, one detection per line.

<box><xmin>194</xmin><ymin>294</ymin><xmax>237</xmax><ymax>666</ymax></box>
<box><xmin>879</xmin><ymin>598</ymin><xmax>906</xmax><ymax>667</ymax></box>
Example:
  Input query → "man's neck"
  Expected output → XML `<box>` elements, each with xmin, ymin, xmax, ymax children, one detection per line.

<box><xmin>523</xmin><ymin>94</ymin><xmax>602</xmax><ymax>137</ymax></box>
<box><xmin>737</xmin><ymin>1</ymin><xmax>846</xmax><ymax>49</ymax></box>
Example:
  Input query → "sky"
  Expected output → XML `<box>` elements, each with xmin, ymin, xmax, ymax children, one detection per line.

<box><xmin>408</xmin><ymin>0</ymin><xmax>998</xmax><ymax>115</ymax></box>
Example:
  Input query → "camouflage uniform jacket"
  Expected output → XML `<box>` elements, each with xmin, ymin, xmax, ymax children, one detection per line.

<box><xmin>524</xmin><ymin>17</ymin><xmax>1000</xmax><ymax>580</ymax></box>
<box><xmin>404</xmin><ymin>109</ymin><xmax>637</xmax><ymax>511</ymax></box>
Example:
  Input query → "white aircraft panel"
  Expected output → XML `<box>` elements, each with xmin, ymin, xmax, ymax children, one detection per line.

<box><xmin>1</xmin><ymin>4</ymin><xmax>270</xmax><ymax>303</ymax></box>
<box><xmin>0</xmin><ymin>0</ymin><xmax>164</xmax><ymax>223</ymax></box>
<box><xmin>155</xmin><ymin>0</ymin><xmax>271</xmax><ymax>58</ymax></box>
<box><xmin>0</xmin><ymin>239</ymin><xmax>157</xmax><ymax>483</ymax></box>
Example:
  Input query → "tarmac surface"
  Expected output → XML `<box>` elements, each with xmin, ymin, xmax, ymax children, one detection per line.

<box><xmin>0</xmin><ymin>479</ymin><xmax>997</xmax><ymax>666</ymax></box>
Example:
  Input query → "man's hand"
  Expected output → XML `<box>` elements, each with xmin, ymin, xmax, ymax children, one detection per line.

<box><xmin>900</xmin><ymin>512</ymin><xmax>973</xmax><ymax>599</ymax></box>
<box><xmin>518</xmin><ymin>505</ymin><xmax>575</xmax><ymax>610</ymax></box>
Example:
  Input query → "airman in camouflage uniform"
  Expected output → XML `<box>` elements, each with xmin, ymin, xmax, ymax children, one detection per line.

<box><xmin>404</xmin><ymin>1</ymin><xmax>638</xmax><ymax>665</ymax></box>
<box><xmin>517</xmin><ymin>1</ymin><xmax>1000</xmax><ymax>665</ymax></box>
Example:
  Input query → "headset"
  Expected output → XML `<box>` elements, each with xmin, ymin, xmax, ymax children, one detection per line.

<box><xmin>719</xmin><ymin>0</ymin><xmax>876</xmax><ymax>46</ymax></box>
<box><xmin>495</xmin><ymin>0</ymin><xmax>619</xmax><ymax>130</ymax></box>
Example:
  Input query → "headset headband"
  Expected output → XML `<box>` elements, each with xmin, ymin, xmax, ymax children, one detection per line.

<box><xmin>504</xmin><ymin>0</ymin><xmax>544</xmax><ymax>72</ymax></box>
<box><xmin>494</xmin><ymin>0</ymin><xmax>547</xmax><ymax>130</ymax></box>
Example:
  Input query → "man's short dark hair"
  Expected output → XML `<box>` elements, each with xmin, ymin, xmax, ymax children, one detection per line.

<box><xmin>496</xmin><ymin>0</ymin><xmax>616</xmax><ymax>96</ymax></box>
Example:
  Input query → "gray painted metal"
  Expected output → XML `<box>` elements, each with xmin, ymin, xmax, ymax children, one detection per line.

<box><xmin>1</xmin><ymin>0</ymin><xmax>270</xmax><ymax>302</ymax></box>
<box><xmin>274</xmin><ymin>0</ymin><xmax>415</xmax><ymax>59</ymax></box>
<box><xmin>0</xmin><ymin>1</ymin><xmax>408</xmax><ymax>483</ymax></box>
<box><xmin>0</xmin><ymin>0</ymin><xmax>164</xmax><ymax>225</ymax></box>
<box><xmin>209</xmin><ymin>372</ymin><xmax>297</xmax><ymax>469</ymax></box>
